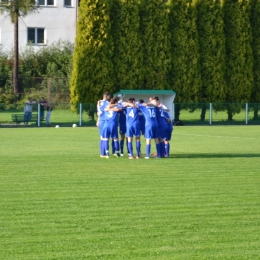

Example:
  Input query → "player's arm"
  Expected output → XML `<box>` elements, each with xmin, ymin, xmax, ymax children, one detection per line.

<box><xmin>142</xmin><ymin>102</ymin><xmax>157</xmax><ymax>107</ymax></box>
<box><xmin>106</xmin><ymin>103</ymin><xmax>118</xmax><ymax>109</ymax></box>
<box><xmin>105</xmin><ymin>107</ymin><xmax>122</xmax><ymax>112</ymax></box>
<box><xmin>122</xmin><ymin>102</ymin><xmax>138</xmax><ymax>108</ymax></box>
<box><xmin>159</xmin><ymin>104</ymin><xmax>169</xmax><ymax>112</ymax></box>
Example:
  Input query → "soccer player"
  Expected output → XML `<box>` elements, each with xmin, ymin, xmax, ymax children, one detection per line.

<box><xmin>102</xmin><ymin>97</ymin><xmax>122</xmax><ymax>158</ymax></box>
<box><xmin>96</xmin><ymin>92</ymin><xmax>110</xmax><ymax>157</ymax></box>
<box><xmin>138</xmin><ymin>101</ymin><xmax>161</xmax><ymax>159</ymax></box>
<box><xmin>152</xmin><ymin>96</ymin><xmax>169</xmax><ymax>158</ymax></box>
<box><xmin>118</xmin><ymin>98</ymin><xmax>127</xmax><ymax>156</ymax></box>
<box><xmin>123</xmin><ymin>98</ymin><xmax>141</xmax><ymax>159</ymax></box>
<box><xmin>138</xmin><ymin>99</ymin><xmax>145</xmax><ymax>136</ymax></box>
<box><xmin>163</xmin><ymin>109</ymin><xmax>173</xmax><ymax>157</ymax></box>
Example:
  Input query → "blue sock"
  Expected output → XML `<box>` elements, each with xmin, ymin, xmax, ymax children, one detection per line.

<box><xmin>115</xmin><ymin>140</ymin><xmax>120</xmax><ymax>155</ymax></box>
<box><xmin>104</xmin><ymin>140</ymin><xmax>109</xmax><ymax>156</ymax></box>
<box><xmin>120</xmin><ymin>140</ymin><xmax>124</xmax><ymax>154</ymax></box>
<box><xmin>160</xmin><ymin>142</ymin><xmax>165</xmax><ymax>157</ymax></box>
<box><xmin>128</xmin><ymin>142</ymin><xmax>133</xmax><ymax>157</ymax></box>
<box><xmin>156</xmin><ymin>143</ymin><xmax>161</xmax><ymax>157</ymax></box>
<box><xmin>100</xmin><ymin>140</ymin><xmax>102</xmax><ymax>155</ymax></box>
<box><xmin>111</xmin><ymin>139</ymin><xmax>115</xmax><ymax>154</ymax></box>
<box><xmin>136</xmin><ymin>141</ymin><xmax>141</xmax><ymax>157</ymax></box>
<box><xmin>165</xmin><ymin>143</ymin><xmax>169</xmax><ymax>157</ymax></box>
<box><xmin>146</xmin><ymin>144</ymin><xmax>151</xmax><ymax>157</ymax></box>
<box><xmin>102</xmin><ymin>140</ymin><xmax>106</xmax><ymax>156</ymax></box>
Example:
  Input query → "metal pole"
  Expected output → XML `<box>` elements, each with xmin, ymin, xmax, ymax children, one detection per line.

<box><xmin>209</xmin><ymin>103</ymin><xmax>212</xmax><ymax>125</ymax></box>
<box><xmin>79</xmin><ymin>103</ymin><xmax>82</xmax><ymax>126</ymax></box>
<box><xmin>38</xmin><ymin>103</ymin><xmax>40</xmax><ymax>127</ymax></box>
<box><xmin>245</xmin><ymin>103</ymin><xmax>248</xmax><ymax>125</ymax></box>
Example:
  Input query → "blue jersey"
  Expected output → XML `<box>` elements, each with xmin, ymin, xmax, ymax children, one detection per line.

<box><xmin>126</xmin><ymin>106</ymin><xmax>140</xmax><ymax>125</ymax></box>
<box><xmin>105</xmin><ymin>105</ymin><xmax>121</xmax><ymax>124</ymax></box>
<box><xmin>119</xmin><ymin>108</ymin><xmax>126</xmax><ymax>126</ymax></box>
<box><xmin>139</xmin><ymin>105</ymin><xmax>158</xmax><ymax>127</ymax></box>
<box><xmin>156</xmin><ymin>107</ymin><xmax>168</xmax><ymax>127</ymax></box>
<box><xmin>98</xmin><ymin>100</ymin><xmax>109</xmax><ymax>121</ymax></box>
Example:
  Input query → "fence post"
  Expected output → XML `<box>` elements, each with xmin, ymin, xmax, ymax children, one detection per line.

<box><xmin>245</xmin><ymin>103</ymin><xmax>248</xmax><ymax>125</ymax></box>
<box><xmin>79</xmin><ymin>103</ymin><xmax>82</xmax><ymax>126</ymax></box>
<box><xmin>209</xmin><ymin>103</ymin><xmax>212</xmax><ymax>125</ymax></box>
<box><xmin>38</xmin><ymin>103</ymin><xmax>40</xmax><ymax>127</ymax></box>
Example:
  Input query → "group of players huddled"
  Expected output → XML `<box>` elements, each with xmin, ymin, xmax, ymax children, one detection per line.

<box><xmin>96</xmin><ymin>92</ymin><xmax>173</xmax><ymax>159</ymax></box>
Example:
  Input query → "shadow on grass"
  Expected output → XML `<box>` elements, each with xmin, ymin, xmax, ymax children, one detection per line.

<box><xmin>170</xmin><ymin>153</ymin><xmax>260</xmax><ymax>158</ymax></box>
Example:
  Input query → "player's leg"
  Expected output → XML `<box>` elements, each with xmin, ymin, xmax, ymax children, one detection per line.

<box><xmin>126</xmin><ymin>125</ymin><xmax>134</xmax><ymax>159</ymax></box>
<box><xmin>99</xmin><ymin>121</ymin><xmax>104</xmax><ymax>156</ymax></box>
<box><xmin>144</xmin><ymin>126</ymin><xmax>152</xmax><ymax>159</ymax></box>
<box><xmin>120</xmin><ymin>133</ymin><xmax>125</xmax><ymax>156</ymax></box>
<box><xmin>111</xmin><ymin>123</ymin><xmax>120</xmax><ymax>157</ymax></box>
<box><xmin>133</xmin><ymin>124</ymin><xmax>141</xmax><ymax>158</ymax></box>
<box><xmin>120</xmin><ymin>124</ymin><xmax>126</xmax><ymax>156</ymax></box>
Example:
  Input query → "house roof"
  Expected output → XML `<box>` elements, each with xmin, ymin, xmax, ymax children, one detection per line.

<box><xmin>113</xmin><ymin>89</ymin><xmax>176</xmax><ymax>96</ymax></box>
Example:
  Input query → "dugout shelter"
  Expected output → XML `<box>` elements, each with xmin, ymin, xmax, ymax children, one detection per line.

<box><xmin>113</xmin><ymin>90</ymin><xmax>176</xmax><ymax>118</ymax></box>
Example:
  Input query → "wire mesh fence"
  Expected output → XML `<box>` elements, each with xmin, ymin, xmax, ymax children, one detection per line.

<box><xmin>0</xmin><ymin>102</ymin><xmax>259</xmax><ymax>127</ymax></box>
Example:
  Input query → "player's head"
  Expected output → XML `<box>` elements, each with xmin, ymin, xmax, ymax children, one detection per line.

<box><xmin>152</xmin><ymin>96</ymin><xmax>160</xmax><ymax>106</ymax></box>
<box><xmin>103</xmin><ymin>91</ymin><xmax>110</xmax><ymax>101</ymax></box>
<box><xmin>128</xmin><ymin>97</ymin><xmax>135</xmax><ymax>103</ymax></box>
<box><xmin>110</xmin><ymin>97</ymin><xmax>118</xmax><ymax>104</ymax></box>
<box><xmin>139</xmin><ymin>99</ymin><xmax>144</xmax><ymax>104</ymax></box>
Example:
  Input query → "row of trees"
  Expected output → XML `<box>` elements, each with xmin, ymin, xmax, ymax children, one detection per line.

<box><xmin>0</xmin><ymin>41</ymin><xmax>73</xmax><ymax>104</ymax></box>
<box><xmin>70</xmin><ymin>0</ymin><xmax>260</xmax><ymax>119</ymax></box>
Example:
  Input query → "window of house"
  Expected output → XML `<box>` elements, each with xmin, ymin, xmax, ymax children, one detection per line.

<box><xmin>64</xmin><ymin>0</ymin><xmax>72</xmax><ymax>6</ymax></box>
<box><xmin>28</xmin><ymin>28</ymin><xmax>45</xmax><ymax>44</ymax></box>
<box><xmin>37</xmin><ymin>0</ymin><xmax>54</xmax><ymax>6</ymax></box>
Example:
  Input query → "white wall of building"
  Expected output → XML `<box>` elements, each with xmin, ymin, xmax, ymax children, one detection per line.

<box><xmin>0</xmin><ymin>0</ymin><xmax>78</xmax><ymax>52</ymax></box>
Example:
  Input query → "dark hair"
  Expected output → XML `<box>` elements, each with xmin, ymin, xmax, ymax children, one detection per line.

<box><xmin>110</xmin><ymin>97</ymin><xmax>118</xmax><ymax>104</ymax></box>
<box><xmin>139</xmin><ymin>99</ymin><xmax>144</xmax><ymax>103</ymax></box>
<box><xmin>128</xmin><ymin>97</ymin><xmax>135</xmax><ymax>103</ymax></box>
<box><xmin>152</xmin><ymin>96</ymin><xmax>159</xmax><ymax>101</ymax></box>
<box><xmin>103</xmin><ymin>91</ymin><xmax>110</xmax><ymax>96</ymax></box>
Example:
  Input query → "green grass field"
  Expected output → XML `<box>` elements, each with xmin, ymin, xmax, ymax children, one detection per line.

<box><xmin>1</xmin><ymin>126</ymin><xmax>260</xmax><ymax>259</ymax></box>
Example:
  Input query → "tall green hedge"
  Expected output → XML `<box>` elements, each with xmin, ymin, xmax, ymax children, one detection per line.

<box><xmin>69</xmin><ymin>0</ymin><xmax>260</xmax><ymax>110</ymax></box>
<box><xmin>251</xmin><ymin>0</ymin><xmax>260</xmax><ymax>119</ymax></box>
<box><xmin>169</xmin><ymin>0</ymin><xmax>201</xmax><ymax>120</ymax></box>
<box><xmin>196</xmin><ymin>0</ymin><xmax>226</xmax><ymax>102</ymax></box>
<box><xmin>224</xmin><ymin>0</ymin><xmax>254</xmax><ymax>119</ymax></box>
<box><xmin>140</xmin><ymin>0</ymin><xmax>171</xmax><ymax>90</ymax></box>
<box><xmin>70</xmin><ymin>0</ymin><xmax>114</xmax><ymax>108</ymax></box>
<box><xmin>111</xmin><ymin>0</ymin><xmax>143</xmax><ymax>91</ymax></box>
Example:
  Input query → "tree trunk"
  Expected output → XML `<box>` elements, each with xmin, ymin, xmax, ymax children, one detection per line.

<box><xmin>253</xmin><ymin>108</ymin><xmax>258</xmax><ymax>120</ymax></box>
<box><xmin>174</xmin><ymin>103</ymin><xmax>181</xmax><ymax>121</ymax></box>
<box><xmin>228</xmin><ymin>111</ymin><xmax>233</xmax><ymax>120</ymax></box>
<box><xmin>200</xmin><ymin>105</ymin><xmax>207</xmax><ymax>121</ymax></box>
<box><xmin>13</xmin><ymin>18</ymin><xmax>19</xmax><ymax>95</ymax></box>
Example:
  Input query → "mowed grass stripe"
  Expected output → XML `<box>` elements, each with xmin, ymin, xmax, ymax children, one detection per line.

<box><xmin>0</xmin><ymin>126</ymin><xmax>260</xmax><ymax>259</ymax></box>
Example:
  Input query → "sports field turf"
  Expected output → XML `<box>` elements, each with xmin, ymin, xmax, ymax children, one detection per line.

<box><xmin>1</xmin><ymin>126</ymin><xmax>260</xmax><ymax>259</ymax></box>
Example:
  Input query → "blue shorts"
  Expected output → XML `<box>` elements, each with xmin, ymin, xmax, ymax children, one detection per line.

<box><xmin>119</xmin><ymin>124</ymin><xmax>126</xmax><ymax>135</ymax></box>
<box><xmin>158</xmin><ymin>124</ymin><xmax>167</xmax><ymax>140</ymax></box>
<box><xmin>140</xmin><ymin>123</ymin><xmax>145</xmax><ymax>135</ymax></box>
<box><xmin>102</xmin><ymin>122</ymin><xmax>118</xmax><ymax>139</ymax></box>
<box><xmin>99</xmin><ymin>120</ymin><xmax>106</xmax><ymax>136</ymax></box>
<box><xmin>126</xmin><ymin>123</ymin><xmax>140</xmax><ymax>137</ymax></box>
<box><xmin>144</xmin><ymin>124</ymin><xmax>159</xmax><ymax>139</ymax></box>
<box><xmin>165</xmin><ymin>124</ymin><xmax>173</xmax><ymax>141</ymax></box>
